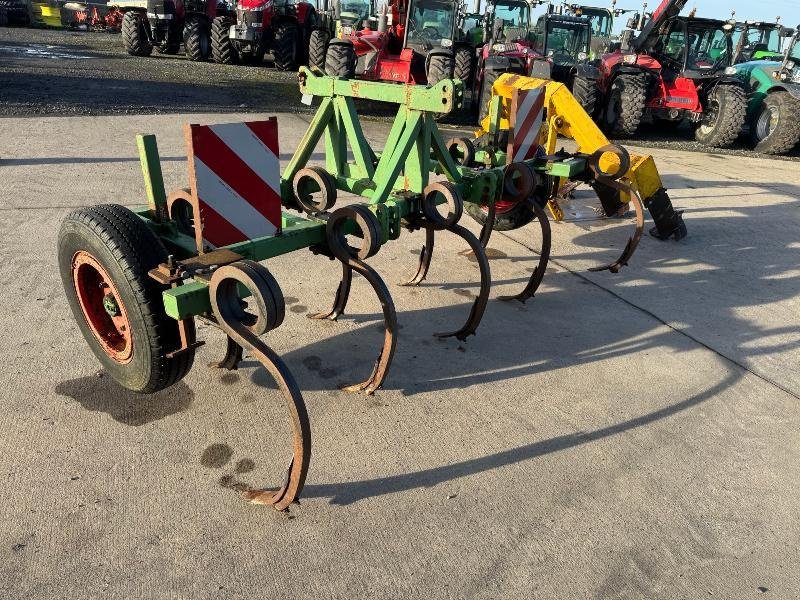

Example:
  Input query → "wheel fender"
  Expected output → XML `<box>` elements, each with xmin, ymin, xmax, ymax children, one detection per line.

<box><xmin>484</xmin><ymin>55</ymin><xmax>512</xmax><ymax>71</ymax></box>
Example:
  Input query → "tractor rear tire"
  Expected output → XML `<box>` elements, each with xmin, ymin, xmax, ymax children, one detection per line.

<box><xmin>0</xmin><ymin>7</ymin><xmax>8</xmax><ymax>27</ymax></box>
<box><xmin>454</xmin><ymin>46</ymin><xmax>473</xmax><ymax>84</ymax></box>
<box><xmin>325</xmin><ymin>40</ymin><xmax>356</xmax><ymax>78</ymax></box>
<box><xmin>308</xmin><ymin>28</ymin><xmax>329</xmax><ymax>71</ymax></box>
<box><xmin>184</xmin><ymin>16</ymin><xmax>211</xmax><ymax>62</ymax></box>
<box><xmin>211</xmin><ymin>16</ymin><xmax>237</xmax><ymax>64</ymax></box>
<box><xmin>273</xmin><ymin>23</ymin><xmax>298</xmax><ymax>71</ymax></box>
<box><xmin>58</xmin><ymin>204</ymin><xmax>195</xmax><ymax>394</ymax></box>
<box><xmin>694</xmin><ymin>82</ymin><xmax>746</xmax><ymax>148</ymax></box>
<box><xmin>572</xmin><ymin>74</ymin><xmax>597</xmax><ymax>119</ymax></box>
<box><xmin>426</xmin><ymin>52</ymin><xmax>454</xmax><ymax>86</ymax></box>
<box><xmin>121</xmin><ymin>12</ymin><xmax>152</xmax><ymax>57</ymax></box>
<box><xmin>478</xmin><ymin>68</ymin><xmax>501</xmax><ymax>122</ymax></box>
<box><xmin>749</xmin><ymin>90</ymin><xmax>800</xmax><ymax>154</ymax></box>
<box><xmin>604</xmin><ymin>73</ymin><xmax>646</xmax><ymax>137</ymax></box>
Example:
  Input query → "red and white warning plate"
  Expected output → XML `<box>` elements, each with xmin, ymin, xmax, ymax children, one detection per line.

<box><xmin>186</xmin><ymin>119</ymin><xmax>282</xmax><ymax>248</ymax></box>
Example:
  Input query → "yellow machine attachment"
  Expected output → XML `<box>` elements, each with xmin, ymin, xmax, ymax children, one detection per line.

<box><xmin>477</xmin><ymin>73</ymin><xmax>686</xmax><ymax>240</ymax></box>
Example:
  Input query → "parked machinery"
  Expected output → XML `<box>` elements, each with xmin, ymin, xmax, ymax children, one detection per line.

<box><xmin>734</xmin><ymin>27</ymin><xmax>800</xmax><ymax>153</ymax></box>
<box><xmin>322</xmin><ymin>0</ymin><xmax>473</xmax><ymax>89</ymax></box>
<box><xmin>531</xmin><ymin>12</ymin><xmax>598</xmax><ymax>116</ymax></box>
<box><xmin>732</xmin><ymin>20</ymin><xmax>794</xmax><ymax>64</ymax></box>
<box><xmin>473</xmin><ymin>0</ymin><xmax>548</xmax><ymax>120</ymax></box>
<box><xmin>117</xmin><ymin>0</ymin><xmax>226</xmax><ymax>61</ymax></box>
<box><xmin>597</xmin><ymin>0</ymin><xmax>747</xmax><ymax>148</ymax></box>
<box><xmin>308</xmin><ymin>0</ymin><xmax>375</xmax><ymax>71</ymax></box>
<box><xmin>211</xmin><ymin>0</ymin><xmax>318</xmax><ymax>67</ymax></box>
<box><xmin>0</xmin><ymin>0</ymin><xmax>34</xmax><ymax>26</ymax></box>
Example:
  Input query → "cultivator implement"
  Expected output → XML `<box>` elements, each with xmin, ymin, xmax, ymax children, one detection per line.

<box><xmin>58</xmin><ymin>69</ymin><xmax>682</xmax><ymax>511</ymax></box>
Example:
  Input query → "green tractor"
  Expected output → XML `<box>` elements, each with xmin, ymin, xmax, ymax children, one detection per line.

<box><xmin>735</xmin><ymin>27</ymin><xmax>800</xmax><ymax>154</ymax></box>
<box><xmin>308</xmin><ymin>0</ymin><xmax>376</xmax><ymax>71</ymax></box>
<box><xmin>531</xmin><ymin>11</ymin><xmax>598</xmax><ymax>116</ymax></box>
<box><xmin>732</xmin><ymin>20</ymin><xmax>795</xmax><ymax>64</ymax></box>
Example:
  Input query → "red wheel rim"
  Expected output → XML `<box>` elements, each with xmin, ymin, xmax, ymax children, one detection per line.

<box><xmin>72</xmin><ymin>251</ymin><xmax>133</xmax><ymax>364</ymax></box>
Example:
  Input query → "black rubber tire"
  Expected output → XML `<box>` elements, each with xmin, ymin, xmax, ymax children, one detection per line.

<box><xmin>465</xmin><ymin>201</ymin><xmax>535</xmax><ymax>231</ymax></box>
<box><xmin>454</xmin><ymin>46</ymin><xmax>473</xmax><ymax>84</ymax></box>
<box><xmin>0</xmin><ymin>7</ymin><xmax>8</xmax><ymax>27</ymax></box>
<box><xmin>308</xmin><ymin>28</ymin><xmax>329</xmax><ymax>71</ymax></box>
<box><xmin>324</xmin><ymin>40</ymin><xmax>356</xmax><ymax>78</ymax></box>
<box><xmin>694</xmin><ymin>82</ymin><xmax>747</xmax><ymax>148</ymax></box>
<box><xmin>0</xmin><ymin>0</ymin><xmax>30</xmax><ymax>24</ymax></box>
<box><xmin>211</xmin><ymin>16</ymin><xmax>237</xmax><ymax>64</ymax></box>
<box><xmin>121</xmin><ymin>12</ymin><xmax>152</xmax><ymax>57</ymax></box>
<box><xmin>58</xmin><ymin>204</ymin><xmax>195</xmax><ymax>394</ymax></box>
<box><xmin>273</xmin><ymin>23</ymin><xmax>298</xmax><ymax>71</ymax></box>
<box><xmin>604</xmin><ymin>72</ymin><xmax>647</xmax><ymax>137</ymax></box>
<box><xmin>426</xmin><ymin>53</ymin><xmax>453</xmax><ymax>86</ymax></box>
<box><xmin>572</xmin><ymin>74</ymin><xmax>597</xmax><ymax>119</ymax></box>
<box><xmin>749</xmin><ymin>90</ymin><xmax>800</xmax><ymax>154</ymax></box>
<box><xmin>183</xmin><ymin>16</ymin><xmax>211</xmax><ymax>62</ymax></box>
<box><xmin>478</xmin><ymin>68</ymin><xmax>501</xmax><ymax>122</ymax></box>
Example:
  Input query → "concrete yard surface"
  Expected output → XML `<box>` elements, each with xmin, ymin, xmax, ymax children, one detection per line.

<box><xmin>0</xmin><ymin>113</ymin><xmax>798</xmax><ymax>599</ymax></box>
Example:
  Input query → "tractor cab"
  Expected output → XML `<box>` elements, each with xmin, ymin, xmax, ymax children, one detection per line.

<box><xmin>648</xmin><ymin>17</ymin><xmax>737</xmax><ymax>81</ymax></box>
<box><xmin>404</xmin><ymin>0</ymin><xmax>457</xmax><ymax>54</ymax></box>
<box><xmin>732</xmin><ymin>21</ymin><xmax>793</xmax><ymax>64</ymax></box>
<box><xmin>776</xmin><ymin>28</ymin><xmax>800</xmax><ymax>83</ymax></box>
<box><xmin>532</xmin><ymin>14</ymin><xmax>591</xmax><ymax>69</ymax></box>
<box><xmin>564</xmin><ymin>5</ymin><xmax>613</xmax><ymax>54</ymax></box>
<box><xmin>334</xmin><ymin>0</ymin><xmax>374</xmax><ymax>35</ymax></box>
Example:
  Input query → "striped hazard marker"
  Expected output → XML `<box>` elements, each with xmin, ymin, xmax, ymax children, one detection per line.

<box><xmin>185</xmin><ymin>118</ymin><xmax>282</xmax><ymax>248</ymax></box>
<box><xmin>506</xmin><ymin>87</ymin><xmax>545</xmax><ymax>164</ymax></box>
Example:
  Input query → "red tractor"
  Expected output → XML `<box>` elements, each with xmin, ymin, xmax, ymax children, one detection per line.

<box><xmin>597</xmin><ymin>0</ymin><xmax>747</xmax><ymax>148</ymax></box>
<box><xmin>118</xmin><ymin>0</ymin><xmax>225</xmax><ymax>61</ymax></box>
<box><xmin>321</xmin><ymin>0</ymin><xmax>470</xmax><ymax>88</ymax></box>
<box><xmin>211</xmin><ymin>0</ymin><xmax>319</xmax><ymax>68</ymax></box>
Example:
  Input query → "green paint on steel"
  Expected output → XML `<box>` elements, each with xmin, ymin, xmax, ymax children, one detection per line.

<box><xmin>136</xmin><ymin>134</ymin><xmax>167</xmax><ymax>221</ymax></box>
<box><xmin>298</xmin><ymin>67</ymin><xmax>462</xmax><ymax>113</ymax></box>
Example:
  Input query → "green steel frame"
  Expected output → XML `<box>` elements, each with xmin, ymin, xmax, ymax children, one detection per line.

<box><xmin>134</xmin><ymin>68</ymin><xmax>588</xmax><ymax>321</ymax></box>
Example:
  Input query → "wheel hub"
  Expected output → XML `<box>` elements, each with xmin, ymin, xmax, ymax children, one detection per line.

<box><xmin>72</xmin><ymin>251</ymin><xmax>133</xmax><ymax>364</ymax></box>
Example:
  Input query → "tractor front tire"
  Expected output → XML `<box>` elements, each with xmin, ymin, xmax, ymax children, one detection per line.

<box><xmin>211</xmin><ymin>16</ymin><xmax>237</xmax><ymax>64</ymax></box>
<box><xmin>308</xmin><ymin>28</ymin><xmax>329</xmax><ymax>71</ymax></box>
<box><xmin>604</xmin><ymin>73</ymin><xmax>646</xmax><ymax>137</ymax></box>
<box><xmin>121</xmin><ymin>12</ymin><xmax>152</xmax><ymax>57</ymax></box>
<box><xmin>454</xmin><ymin>46</ymin><xmax>473</xmax><ymax>84</ymax></box>
<box><xmin>694</xmin><ymin>82</ymin><xmax>747</xmax><ymax>148</ymax></box>
<box><xmin>58</xmin><ymin>204</ymin><xmax>195</xmax><ymax>394</ymax></box>
<box><xmin>478</xmin><ymin>68</ymin><xmax>501</xmax><ymax>122</ymax></box>
<box><xmin>572</xmin><ymin>74</ymin><xmax>598</xmax><ymax>119</ymax></box>
<box><xmin>325</xmin><ymin>40</ymin><xmax>356</xmax><ymax>78</ymax></box>
<box><xmin>273</xmin><ymin>23</ymin><xmax>298</xmax><ymax>71</ymax></box>
<box><xmin>184</xmin><ymin>16</ymin><xmax>211</xmax><ymax>62</ymax></box>
<box><xmin>749</xmin><ymin>90</ymin><xmax>800</xmax><ymax>155</ymax></box>
<box><xmin>426</xmin><ymin>52</ymin><xmax>454</xmax><ymax>86</ymax></box>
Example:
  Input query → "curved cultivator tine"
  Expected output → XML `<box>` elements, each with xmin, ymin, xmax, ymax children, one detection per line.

<box><xmin>401</xmin><ymin>226</ymin><xmax>435</xmax><ymax>287</ymax></box>
<box><xmin>208</xmin><ymin>260</ymin><xmax>311</xmax><ymax>512</ymax></box>
<box><xmin>497</xmin><ymin>198</ymin><xmax>552</xmax><ymax>303</ymax></box>
<box><xmin>308</xmin><ymin>261</ymin><xmax>353</xmax><ymax>321</ymax></box>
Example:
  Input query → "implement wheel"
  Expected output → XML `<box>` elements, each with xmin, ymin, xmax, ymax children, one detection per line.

<box><xmin>58</xmin><ymin>204</ymin><xmax>195</xmax><ymax>393</ymax></box>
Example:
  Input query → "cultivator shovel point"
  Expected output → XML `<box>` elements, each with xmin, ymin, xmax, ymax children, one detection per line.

<box><xmin>58</xmin><ymin>69</ymin><xmax>676</xmax><ymax>512</ymax></box>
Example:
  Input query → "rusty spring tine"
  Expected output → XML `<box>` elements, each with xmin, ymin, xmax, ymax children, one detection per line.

<box><xmin>326</xmin><ymin>205</ymin><xmax>397</xmax><ymax>395</ymax></box>
<box><xmin>309</xmin><ymin>261</ymin><xmax>353</xmax><ymax>320</ymax></box>
<box><xmin>587</xmin><ymin>180</ymin><xmax>645</xmax><ymax>273</ymax></box>
<box><xmin>401</xmin><ymin>226</ymin><xmax>435</xmax><ymax>287</ymax></box>
<box><xmin>209</xmin><ymin>260</ymin><xmax>311</xmax><ymax>511</ymax></box>
<box><xmin>584</xmin><ymin>145</ymin><xmax>645</xmax><ymax>274</ymax></box>
<box><xmin>213</xmin><ymin>335</ymin><xmax>244</xmax><ymax>370</ymax></box>
<box><xmin>434</xmin><ymin>222</ymin><xmax>491</xmax><ymax>341</ymax></box>
<box><xmin>498</xmin><ymin>198</ymin><xmax>552</xmax><ymax>303</ymax></box>
<box><xmin>478</xmin><ymin>200</ymin><xmax>496</xmax><ymax>248</ymax></box>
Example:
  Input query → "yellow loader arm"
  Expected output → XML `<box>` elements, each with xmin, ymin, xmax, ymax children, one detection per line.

<box><xmin>478</xmin><ymin>74</ymin><xmax>686</xmax><ymax>240</ymax></box>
